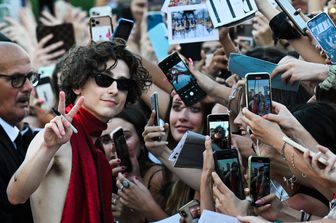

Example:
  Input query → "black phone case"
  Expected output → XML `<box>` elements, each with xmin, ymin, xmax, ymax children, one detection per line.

<box><xmin>113</xmin><ymin>129</ymin><xmax>132</xmax><ymax>172</ymax></box>
<box><xmin>158</xmin><ymin>52</ymin><xmax>206</xmax><ymax>106</ymax></box>
<box><xmin>36</xmin><ymin>23</ymin><xmax>75</xmax><ymax>52</ymax></box>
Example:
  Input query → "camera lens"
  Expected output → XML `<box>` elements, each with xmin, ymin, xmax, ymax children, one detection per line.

<box><xmin>92</xmin><ymin>24</ymin><xmax>96</xmax><ymax>27</ymax></box>
<box><xmin>96</xmin><ymin>21</ymin><xmax>100</xmax><ymax>25</ymax></box>
<box><xmin>91</xmin><ymin>19</ymin><xmax>95</xmax><ymax>23</ymax></box>
<box><xmin>180</xmin><ymin>210</ymin><xmax>187</xmax><ymax>217</ymax></box>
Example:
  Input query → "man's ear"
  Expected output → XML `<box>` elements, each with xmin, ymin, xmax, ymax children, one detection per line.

<box><xmin>73</xmin><ymin>88</ymin><xmax>81</xmax><ymax>95</ymax></box>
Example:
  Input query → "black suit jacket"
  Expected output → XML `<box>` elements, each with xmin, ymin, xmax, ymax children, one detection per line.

<box><xmin>0</xmin><ymin>125</ymin><xmax>34</xmax><ymax>223</ymax></box>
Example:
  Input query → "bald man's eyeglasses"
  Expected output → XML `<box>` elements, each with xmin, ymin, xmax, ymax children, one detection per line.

<box><xmin>0</xmin><ymin>72</ymin><xmax>40</xmax><ymax>88</ymax></box>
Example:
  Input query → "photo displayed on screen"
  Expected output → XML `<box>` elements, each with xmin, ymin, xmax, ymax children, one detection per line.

<box><xmin>308</xmin><ymin>13</ymin><xmax>336</xmax><ymax>63</ymax></box>
<box><xmin>166</xmin><ymin>61</ymin><xmax>194</xmax><ymax>91</ymax></box>
<box><xmin>209</xmin><ymin>120</ymin><xmax>229</xmax><ymax>149</ymax></box>
<box><xmin>189</xmin><ymin>204</ymin><xmax>201</xmax><ymax>222</ymax></box>
<box><xmin>92</xmin><ymin>26</ymin><xmax>112</xmax><ymax>42</ymax></box>
<box><xmin>250</xmin><ymin>161</ymin><xmax>270</xmax><ymax>203</ymax></box>
<box><xmin>247</xmin><ymin>79</ymin><xmax>271</xmax><ymax>116</ymax></box>
<box><xmin>216</xmin><ymin>157</ymin><xmax>244</xmax><ymax>199</ymax></box>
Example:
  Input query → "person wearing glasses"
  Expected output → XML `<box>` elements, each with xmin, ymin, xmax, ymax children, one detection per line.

<box><xmin>0</xmin><ymin>42</ymin><xmax>39</xmax><ymax>223</ymax></box>
<box><xmin>6</xmin><ymin>41</ymin><xmax>151</xmax><ymax>223</ymax></box>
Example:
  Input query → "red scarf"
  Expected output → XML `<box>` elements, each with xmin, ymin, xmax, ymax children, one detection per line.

<box><xmin>61</xmin><ymin>106</ymin><xmax>114</xmax><ymax>223</ymax></box>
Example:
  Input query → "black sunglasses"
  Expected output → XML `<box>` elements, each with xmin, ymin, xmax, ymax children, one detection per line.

<box><xmin>94</xmin><ymin>73</ymin><xmax>134</xmax><ymax>91</ymax></box>
<box><xmin>0</xmin><ymin>71</ymin><xmax>40</xmax><ymax>88</ymax></box>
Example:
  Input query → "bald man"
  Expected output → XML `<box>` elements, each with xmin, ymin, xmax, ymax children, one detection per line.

<box><xmin>0</xmin><ymin>42</ymin><xmax>37</xmax><ymax>223</ymax></box>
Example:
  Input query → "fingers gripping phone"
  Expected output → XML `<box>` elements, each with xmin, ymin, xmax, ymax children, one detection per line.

<box><xmin>214</xmin><ymin>149</ymin><xmax>245</xmax><ymax>200</ymax></box>
<box><xmin>245</xmin><ymin>72</ymin><xmax>272</xmax><ymax>116</ymax></box>
<box><xmin>207</xmin><ymin>113</ymin><xmax>231</xmax><ymax>150</ymax></box>
<box><xmin>275</xmin><ymin>0</ymin><xmax>308</xmax><ymax>36</ymax></box>
<box><xmin>248</xmin><ymin>156</ymin><xmax>270</xmax><ymax>206</ymax></box>
<box><xmin>158</xmin><ymin>52</ymin><xmax>206</xmax><ymax>106</ymax></box>
<box><xmin>178</xmin><ymin>200</ymin><xmax>201</xmax><ymax>223</ymax></box>
<box><xmin>112</xmin><ymin>18</ymin><xmax>134</xmax><ymax>42</ymax></box>
<box><xmin>89</xmin><ymin>16</ymin><xmax>113</xmax><ymax>43</ymax></box>
<box><xmin>112</xmin><ymin>127</ymin><xmax>132</xmax><ymax>172</ymax></box>
<box><xmin>307</xmin><ymin>12</ymin><xmax>336</xmax><ymax>64</ymax></box>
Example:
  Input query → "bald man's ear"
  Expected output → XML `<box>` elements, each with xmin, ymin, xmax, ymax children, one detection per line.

<box><xmin>0</xmin><ymin>32</ymin><xmax>12</xmax><ymax>42</ymax></box>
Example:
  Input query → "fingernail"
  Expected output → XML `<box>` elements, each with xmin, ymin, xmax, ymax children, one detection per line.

<box><xmin>205</xmin><ymin>135</ymin><xmax>210</xmax><ymax>140</ymax></box>
<box><xmin>255</xmin><ymin>199</ymin><xmax>262</xmax><ymax>204</ymax></box>
<box><xmin>121</xmin><ymin>166</ymin><xmax>125</xmax><ymax>170</ymax></box>
<box><xmin>188</xmin><ymin>58</ymin><xmax>194</xmax><ymax>65</ymax></box>
<box><xmin>117</xmin><ymin>159</ymin><xmax>121</xmax><ymax>163</ymax></box>
<box><xmin>262</xmin><ymin>115</ymin><xmax>267</xmax><ymax>118</ymax></box>
<box><xmin>134</xmin><ymin>176</ymin><xmax>139</xmax><ymax>181</ymax></box>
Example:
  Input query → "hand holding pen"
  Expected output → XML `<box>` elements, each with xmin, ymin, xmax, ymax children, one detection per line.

<box><xmin>43</xmin><ymin>91</ymin><xmax>84</xmax><ymax>149</ymax></box>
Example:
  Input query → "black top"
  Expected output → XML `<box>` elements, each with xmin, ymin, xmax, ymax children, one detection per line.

<box><xmin>0</xmin><ymin>125</ymin><xmax>34</xmax><ymax>223</ymax></box>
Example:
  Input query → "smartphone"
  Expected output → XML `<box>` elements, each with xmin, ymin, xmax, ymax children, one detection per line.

<box><xmin>89</xmin><ymin>16</ymin><xmax>113</xmax><ymax>43</ymax></box>
<box><xmin>150</xmin><ymin>91</ymin><xmax>160</xmax><ymax>127</ymax></box>
<box><xmin>307</xmin><ymin>12</ymin><xmax>336</xmax><ymax>64</ymax></box>
<box><xmin>207</xmin><ymin>113</ymin><xmax>231</xmax><ymax>150</ymax></box>
<box><xmin>158</xmin><ymin>52</ymin><xmax>206</xmax><ymax>106</ymax></box>
<box><xmin>112</xmin><ymin>127</ymin><xmax>132</xmax><ymax>172</ymax></box>
<box><xmin>214</xmin><ymin>149</ymin><xmax>245</xmax><ymax>200</ymax></box>
<box><xmin>178</xmin><ymin>200</ymin><xmax>200</xmax><ymax>223</ymax></box>
<box><xmin>89</xmin><ymin>6</ymin><xmax>112</xmax><ymax>17</ymax></box>
<box><xmin>0</xmin><ymin>4</ymin><xmax>10</xmax><ymax>22</ymax></box>
<box><xmin>248</xmin><ymin>156</ymin><xmax>271</xmax><ymax>206</ymax></box>
<box><xmin>245</xmin><ymin>72</ymin><xmax>272</xmax><ymax>116</ymax></box>
<box><xmin>36</xmin><ymin>23</ymin><xmax>75</xmax><ymax>52</ymax></box>
<box><xmin>34</xmin><ymin>76</ymin><xmax>55</xmax><ymax>111</ymax></box>
<box><xmin>112</xmin><ymin>18</ymin><xmax>134</xmax><ymax>42</ymax></box>
<box><xmin>38</xmin><ymin>64</ymin><xmax>55</xmax><ymax>78</ymax></box>
<box><xmin>147</xmin><ymin>12</ymin><xmax>165</xmax><ymax>31</ymax></box>
<box><xmin>275</xmin><ymin>0</ymin><xmax>308</xmax><ymax>35</ymax></box>
<box><xmin>282</xmin><ymin>136</ymin><xmax>329</xmax><ymax>165</ymax></box>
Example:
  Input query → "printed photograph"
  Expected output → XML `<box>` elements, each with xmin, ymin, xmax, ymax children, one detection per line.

<box><xmin>168</xmin><ymin>0</ymin><xmax>205</xmax><ymax>7</ymax></box>
<box><xmin>168</xmin><ymin>6</ymin><xmax>218</xmax><ymax>44</ymax></box>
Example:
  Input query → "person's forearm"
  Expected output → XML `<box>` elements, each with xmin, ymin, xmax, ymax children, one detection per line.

<box><xmin>219</xmin><ymin>34</ymin><xmax>238</xmax><ymax>57</ymax></box>
<box><xmin>288</xmin><ymin>124</ymin><xmax>319</xmax><ymax>152</ymax></box>
<box><xmin>141</xmin><ymin>57</ymin><xmax>172</xmax><ymax>93</ymax></box>
<box><xmin>200</xmin><ymin>170</ymin><xmax>215</xmax><ymax>212</ymax></box>
<box><xmin>7</xmin><ymin>142</ymin><xmax>57</xmax><ymax>204</ymax></box>
<box><xmin>142</xmin><ymin>199</ymin><xmax>168</xmax><ymax>222</ymax></box>
<box><xmin>211</xmin><ymin>83</ymin><xmax>233</xmax><ymax>107</ymax></box>
<box><xmin>288</xmin><ymin>38</ymin><xmax>326</xmax><ymax>63</ymax></box>
<box><xmin>256</xmin><ymin>0</ymin><xmax>280</xmax><ymax>20</ymax></box>
<box><xmin>157</xmin><ymin>147</ymin><xmax>201</xmax><ymax>191</ymax></box>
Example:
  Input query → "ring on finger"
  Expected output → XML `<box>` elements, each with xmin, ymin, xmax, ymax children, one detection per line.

<box><xmin>122</xmin><ymin>179</ymin><xmax>130</xmax><ymax>189</ymax></box>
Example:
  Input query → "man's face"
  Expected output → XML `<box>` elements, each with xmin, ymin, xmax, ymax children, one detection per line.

<box><xmin>0</xmin><ymin>53</ymin><xmax>32</xmax><ymax>126</ymax></box>
<box><xmin>76</xmin><ymin>59</ymin><xmax>130</xmax><ymax>123</ymax></box>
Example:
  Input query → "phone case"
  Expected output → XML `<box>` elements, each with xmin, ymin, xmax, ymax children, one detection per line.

<box><xmin>307</xmin><ymin>12</ymin><xmax>336</xmax><ymax>64</ymax></box>
<box><xmin>34</xmin><ymin>77</ymin><xmax>55</xmax><ymax>111</ymax></box>
<box><xmin>213</xmin><ymin>149</ymin><xmax>245</xmax><ymax>199</ymax></box>
<box><xmin>245</xmin><ymin>72</ymin><xmax>272</xmax><ymax>116</ymax></box>
<box><xmin>158</xmin><ymin>52</ymin><xmax>206</xmax><ymax>106</ymax></box>
<box><xmin>207</xmin><ymin>113</ymin><xmax>231</xmax><ymax>150</ymax></box>
<box><xmin>112</xmin><ymin>18</ymin><xmax>134</xmax><ymax>41</ymax></box>
<box><xmin>178</xmin><ymin>200</ymin><xmax>200</xmax><ymax>223</ymax></box>
<box><xmin>248</xmin><ymin>156</ymin><xmax>270</xmax><ymax>206</ymax></box>
<box><xmin>36</xmin><ymin>23</ymin><xmax>75</xmax><ymax>52</ymax></box>
<box><xmin>89</xmin><ymin>16</ymin><xmax>113</xmax><ymax>43</ymax></box>
<box><xmin>150</xmin><ymin>92</ymin><xmax>160</xmax><ymax>127</ymax></box>
<box><xmin>89</xmin><ymin>6</ymin><xmax>112</xmax><ymax>17</ymax></box>
<box><xmin>112</xmin><ymin>127</ymin><xmax>132</xmax><ymax>172</ymax></box>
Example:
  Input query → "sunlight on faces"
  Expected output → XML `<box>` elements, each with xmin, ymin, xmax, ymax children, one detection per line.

<box><xmin>0</xmin><ymin>44</ymin><xmax>32</xmax><ymax>126</ymax></box>
<box><xmin>101</xmin><ymin>117</ymin><xmax>141</xmax><ymax>161</ymax></box>
<box><xmin>169</xmin><ymin>94</ymin><xmax>204</xmax><ymax>141</ymax></box>
<box><xmin>74</xmin><ymin>59</ymin><xmax>130</xmax><ymax>123</ymax></box>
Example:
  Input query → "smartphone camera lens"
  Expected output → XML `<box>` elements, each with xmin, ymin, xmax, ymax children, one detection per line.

<box><xmin>180</xmin><ymin>210</ymin><xmax>187</xmax><ymax>217</ymax></box>
<box><xmin>96</xmin><ymin>21</ymin><xmax>100</xmax><ymax>25</ymax></box>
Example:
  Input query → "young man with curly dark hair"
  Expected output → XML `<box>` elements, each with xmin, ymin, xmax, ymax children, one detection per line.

<box><xmin>7</xmin><ymin>41</ymin><xmax>151</xmax><ymax>223</ymax></box>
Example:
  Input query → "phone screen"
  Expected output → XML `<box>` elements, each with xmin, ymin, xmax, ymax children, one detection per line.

<box><xmin>214</xmin><ymin>150</ymin><xmax>245</xmax><ymax>199</ymax></box>
<box><xmin>307</xmin><ymin>12</ymin><xmax>336</xmax><ymax>64</ymax></box>
<box><xmin>0</xmin><ymin>5</ymin><xmax>9</xmax><ymax>22</ymax></box>
<box><xmin>208</xmin><ymin>116</ymin><xmax>230</xmax><ymax>150</ymax></box>
<box><xmin>113</xmin><ymin>128</ymin><xmax>132</xmax><ymax>172</ymax></box>
<box><xmin>246</xmin><ymin>73</ymin><xmax>271</xmax><ymax>116</ymax></box>
<box><xmin>113</xmin><ymin>19</ymin><xmax>134</xmax><ymax>41</ymax></box>
<box><xmin>179</xmin><ymin>200</ymin><xmax>201</xmax><ymax>222</ymax></box>
<box><xmin>159</xmin><ymin>53</ymin><xmax>205</xmax><ymax>106</ymax></box>
<box><xmin>275</xmin><ymin>0</ymin><xmax>307</xmax><ymax>35</ymax></box>
<box><xmin>249</xmin><ymin>156</ymin><xmax>270</xmax><ymax>205</ymax></box>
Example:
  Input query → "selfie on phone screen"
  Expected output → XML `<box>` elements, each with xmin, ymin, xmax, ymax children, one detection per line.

<box><xmin>246</xmin><ymin>73</ymin><xmax>271</xmax><ymax>116</ymax></box>
<box><xmin>209</xmin><ymin>119</ymin><xmax>230</xmax><ymax>150</ymax></box>
<box><xmin>249</xmin><ymin>157</ymin><xmax>270</xmax><ymax>205</ymax></box>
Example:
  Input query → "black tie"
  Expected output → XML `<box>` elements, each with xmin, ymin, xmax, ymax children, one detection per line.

<box><xmin>14</xmin><ymin>133</ymin><xmax>25</xmax><ymax>162</ymax></box>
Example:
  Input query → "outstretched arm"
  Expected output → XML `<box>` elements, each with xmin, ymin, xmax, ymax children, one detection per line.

<box><xmin>7</xmin><ymin>92</ymin><xmax>83</xmax><ymax>204</ymax></box>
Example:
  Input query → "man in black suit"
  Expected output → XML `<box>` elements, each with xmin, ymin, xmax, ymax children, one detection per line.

<box><xmin>0</xmin><ymin>42</ymin><xmax>36</xmax><ymax>222</ymax></box>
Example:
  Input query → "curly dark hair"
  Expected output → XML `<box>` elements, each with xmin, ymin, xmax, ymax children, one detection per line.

<box><xmin>60</xmin><ymin>41</ymin><xmax>151</xmax><ymax>106</ymax></box>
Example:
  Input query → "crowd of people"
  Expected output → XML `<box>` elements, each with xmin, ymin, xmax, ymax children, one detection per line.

<box><xmin>0</xmin><ymin>0</ymin><xmax>336</xmax><ymax>223</ymax></box>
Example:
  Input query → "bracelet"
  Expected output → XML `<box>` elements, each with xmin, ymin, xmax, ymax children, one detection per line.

<box><xmin>319</xmin><ymin>65</ymin><xmax>336</xmax><ymax>91</ymax></box>
<box><xmin>280</xmin><ymin>141</ymin><xmax>287</xmax><ymax>160</ymax></box>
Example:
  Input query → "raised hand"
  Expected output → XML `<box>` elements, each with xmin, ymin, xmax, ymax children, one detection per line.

<box><xmin>43</xmin><ymin>91</ymin><xmax>83</xmax><ymax>150</ymax></box>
